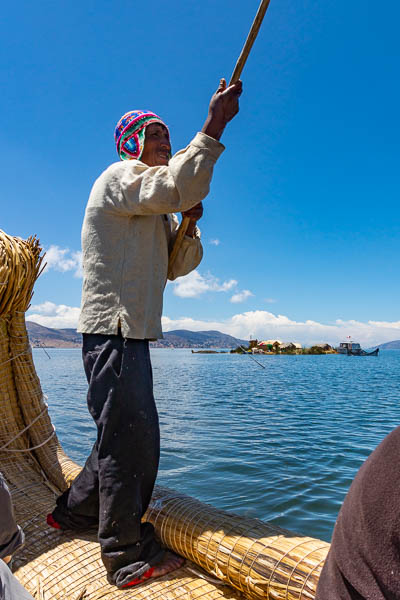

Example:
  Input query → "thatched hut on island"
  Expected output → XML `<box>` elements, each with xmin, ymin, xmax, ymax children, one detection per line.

<box><xmin>312</xmin><ymin>343</ymin><xmax>334</xmax><ymax>352</ymax></box>
<box><xmin>258</xmin><ymin>339</ymin><xmax>282</xmax><ymax>352</ymax></box>
<box><xmin>280</xmin><ymin>342</ymin><xmax>299</xmax><ymax>354</ymax></box>
<box><xmin>314</xmin><ymin>343</ymin><xmax>332</xmax><ymax>350</ymax></box>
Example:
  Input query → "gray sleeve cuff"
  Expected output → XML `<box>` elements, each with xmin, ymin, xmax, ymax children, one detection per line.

<box><xmin>0</xmin><ymin>473</ymin><xmax>25</xmax><ymax>559</ymax></box>
<box><xmin>0</xmin><ymin>526</ymin><xmax>25</xmax><ymax>559</ymax></box>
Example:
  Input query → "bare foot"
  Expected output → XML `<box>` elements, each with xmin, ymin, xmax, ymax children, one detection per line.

<box><xmin>151</xmin><ymin>552</ymin><xmax>185</xmax><ymax>578</ymax></box>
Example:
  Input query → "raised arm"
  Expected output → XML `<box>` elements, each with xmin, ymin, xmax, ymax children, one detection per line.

<box><xmin>179</xmin><ymin>79</ymin><xmax>242</xmax><ymax>240</ymax></box>
<box><xmin>100</xmin><ymin>79</ymin><xmax>242</xmax><ymax>217</ymax></box>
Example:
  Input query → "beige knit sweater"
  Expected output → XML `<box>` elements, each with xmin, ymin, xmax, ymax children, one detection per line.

<box><xmin>77</xmin><ymin>132</ymin><xmax>225</xmax><ymax>339</ymax></box>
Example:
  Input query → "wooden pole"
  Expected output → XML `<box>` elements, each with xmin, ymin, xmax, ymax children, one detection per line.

<box><xmin>229</xmin><ymin>0</ymin><xmax>271</xmax><ymax>85</ymax></box>
<box><xmin>167</xmin><ymin>0</ymin><xmax>271</xmax><ymax>278</ymax></box>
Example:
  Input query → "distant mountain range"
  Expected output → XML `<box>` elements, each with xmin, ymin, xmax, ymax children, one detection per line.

<box><xmin>151</xmin><ymin>329</ymin><xmax>247</xmax><ymax>348</ymax></box>
<box><xmin>26</xmin><ymin>322</ymin><xmax>247</xmax><ymax>349</ymax></box>
<box><xmin>27</xmin><ymin>321</ymin><xmax>82</xmax><ymax>348</ymax></box>
<box><xmin>378</xmin><ymin>340</ymin><xmax>400</xmax><ymax>350</ymax></box>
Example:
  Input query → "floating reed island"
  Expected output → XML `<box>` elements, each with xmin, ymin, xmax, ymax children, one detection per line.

<box><xmin>231</xmin><ymin>340</ymin><xmax>336</xmax><ymax>355</ymax></box>
<box><xmin>0</xmin><ymin>229</ymin><xmax>330</xmax><ymax>599</ymax></box>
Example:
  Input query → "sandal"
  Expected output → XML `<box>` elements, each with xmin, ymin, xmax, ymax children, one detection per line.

<box><xmin>46</xmin><ymin>513</ymin><xmax>62</xmax><ymax>530</ymax></box>
<box><xmin>121</xmin><ymin>567</ymin><xmax>155</xmax><ymax>588</ymax></box>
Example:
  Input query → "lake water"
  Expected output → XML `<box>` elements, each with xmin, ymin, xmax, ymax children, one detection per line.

<box><xmin>32</xmin><ymin>348</ymin><xmax>400</xmax><ymax>543</ymax></box>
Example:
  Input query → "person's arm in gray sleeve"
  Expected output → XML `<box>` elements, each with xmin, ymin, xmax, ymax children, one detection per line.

<box><xmin>0</xmin><ymin>474</ymin><xmax>24</xmax><ymax>561</ymax></box>
<box><xmin>0</xmin><ymin>559</ymin><xmax>34</xmax><ymax>600</ymax></box>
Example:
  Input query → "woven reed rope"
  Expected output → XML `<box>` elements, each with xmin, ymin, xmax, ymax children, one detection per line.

<box><xmin>0</xmin><ymin>229</ymin><xmax>330</xmax><ymax>599</ymax></box>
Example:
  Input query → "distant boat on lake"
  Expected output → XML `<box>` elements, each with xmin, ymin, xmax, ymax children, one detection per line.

<box><xmin>337</xmin><ymin>341</ymin><xmax>379</xmax><ymax>356</ymax></box>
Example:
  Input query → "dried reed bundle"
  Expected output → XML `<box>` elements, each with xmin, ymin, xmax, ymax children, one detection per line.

<box><xmin>8</xmin><ymin>311</ymin><xmax>81</xmax><ymax>490</ymax></box>
<box><xmin>0</xmin><ymin>318</ymin><xmax>29</xmax><ymax>452</ymax></box>
<box><xmin>0</xmin><ymin>231</ymin><xmax>52</xmax><ymax>471</ymax></box>
<box><xmin>0</xmin><ymin>230</ymin><xmax>78</xmax><ymax>490</ymax></box>
<box><xmin>146</xmin><ymin>486</ymin><xmax>329</xmax><ymax>600</ymax></box>
<box><xmin>0</xmin><ymin>231</ymin><xmax>45</xmax><ymax>317</ymax></box>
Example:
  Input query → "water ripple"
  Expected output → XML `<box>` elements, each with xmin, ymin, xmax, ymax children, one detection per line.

<box><xmin>32</xmin><ymin>348</ymin><xmax>400</xmax><ymax>542</ymax></box>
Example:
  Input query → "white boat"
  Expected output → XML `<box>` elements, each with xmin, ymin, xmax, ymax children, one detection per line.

<box><xmin>337</xmin><ymin>341</ymin><xmax>379</xmax><ymax>356</ymax></box>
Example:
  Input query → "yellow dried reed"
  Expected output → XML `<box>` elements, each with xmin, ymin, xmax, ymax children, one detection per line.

<box><xmin>146</xmin><ymin>487</ymin><xmax>329</xmax><ymax>600</ymax></box>
<box><xmin>0</xmin><ymin>231</ymin><xmax>45</xmax><ymax>317</ymax></box>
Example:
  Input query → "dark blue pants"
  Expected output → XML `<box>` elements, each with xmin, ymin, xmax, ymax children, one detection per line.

<box><xmin>53</xmin><ymin>333</ymin><xmax>164</xmax><ymax>587</ymax></box>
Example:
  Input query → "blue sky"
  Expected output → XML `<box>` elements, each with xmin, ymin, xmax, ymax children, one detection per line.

<box><xmin>2</xmin><ymin>0</ymin><xmax>399</xmax><ymax>345</ymax></box>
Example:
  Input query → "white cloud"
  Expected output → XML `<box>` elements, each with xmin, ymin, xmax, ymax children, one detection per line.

<box><xmin>172</xmin><ymin>270</ymin><xmax>237</xmax><ymax>298</ymax></box>
<box><xmin>162</xmin><ymin>310</ymin><xmax>400</xmax><ymax>346</ymax></box>
<box><xmin>230</xmin><ymin>290</ymin><xmax>254</xmax><ymax>303</ymax></box>
<box><xmin>265</xmin><ymin>298</ymin><xmax>277</xmax><ymax>304</ymax></box>
<box><xmin>209</xmin><ymin>239</ymin><xmax>221</xmax><ymax>246</ymax></box>
<box><xmin>44</xmin><ymin>245</ymin><xmax>82</xmax><ymax>278</ymax></box>
<box><xmin>27</xmin><ymin>301</ymin><xmax>80</xmax><ymax>329</ymax></box>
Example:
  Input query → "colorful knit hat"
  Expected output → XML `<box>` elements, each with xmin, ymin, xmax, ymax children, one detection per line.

<box><xmin>114</xmin><ymin>110</ymin><xmax>169</xmax><ymax>161</ymax></box>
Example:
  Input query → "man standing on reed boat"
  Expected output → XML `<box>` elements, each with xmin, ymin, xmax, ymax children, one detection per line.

<box><xmin>47</xmin><ymin>78</ymin><xmax>242</xmax><ymax>588</ymax></box>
